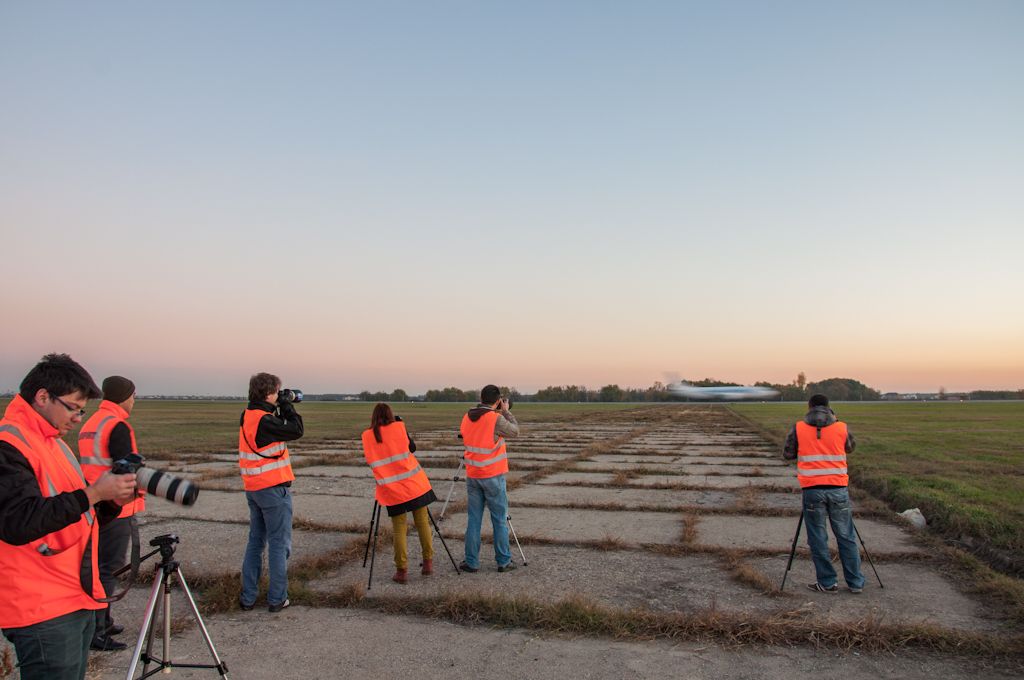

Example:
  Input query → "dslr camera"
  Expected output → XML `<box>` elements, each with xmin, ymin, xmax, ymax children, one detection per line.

<box><xmin>111</xmin><ymin>453</ymin><xmax>200</xmax><ymax>506</ymax></box>
<box><xmin>278</xmin><ymin>388</ymin><xmax>303</xmax><ymax>404</ymax></box>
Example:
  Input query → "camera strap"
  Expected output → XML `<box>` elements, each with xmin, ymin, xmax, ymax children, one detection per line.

<box><xmin>84</xmin><ymin>515</ymin><xmax>142</xmax><ymax>604</ymax></box>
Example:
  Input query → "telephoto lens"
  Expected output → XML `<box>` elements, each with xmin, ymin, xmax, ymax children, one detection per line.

<box><xmin>278</xmin><ymin>388</ymin><xmax>303</xmax><ymax>404</ymax></box>
<box><xmin>136</xmin><ymin>467</ymin><xmax>199</xmax><ymax>506</ymax></box>
<box><xmin>111</xmin><ymin>454</ymin><xmax>200</xmax><ymax>506</ymax></box>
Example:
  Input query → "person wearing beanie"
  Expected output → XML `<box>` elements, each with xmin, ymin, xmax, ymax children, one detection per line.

<box><xmin>78</xmin><ymin>375</ymin><xmax>145</xmax><ymax>651</ymax></box>
<box><xmin>783</xmin><ymin>394</ymin><xmax>864</xmax><ymax>594</ymax></box>
<box><xmin>0</xmin><ymin>354</ymin><xmax>137</xmax><ymax>679</ymax></box>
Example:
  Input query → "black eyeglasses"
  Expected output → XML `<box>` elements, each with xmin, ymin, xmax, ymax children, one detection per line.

<box><xmin>52</xmin><ymin>395</ymin><xmax>87</xmax><ymax>418</ymax></box>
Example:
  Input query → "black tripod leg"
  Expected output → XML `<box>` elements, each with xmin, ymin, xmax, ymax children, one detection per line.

<box><xmin>852</xmin><ymin>520</ymin><xmax>884</xmax><ymax>588</ymax></box>
<box><xmin>780</xmin><ymin>511</ymin><xmax>804</xmax><ymax>592</ymax></box>
<box><xmin>367</xmin><ymin>502</ymin><xmax>382</xmax><ymax>590</ymax></box>
<box><xmin>426</xmin><ymin>508</ymin><xmax>460</xmax><ymax>574</ymax></box>
<box><xmin>363</xmin><ymin>500</ymin><xmax>378</xmax><ymax>568</ymax></box>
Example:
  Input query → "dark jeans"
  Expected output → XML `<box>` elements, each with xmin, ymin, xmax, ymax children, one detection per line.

<box><xmin>2</xmin><ymin>609</ymin><xmax>95</xmax><ymax>680</ymax></box>
<box><xmin>241</xmin><ymin>484</ymin><xmax>293</xmax><ymax>607</ymax></box>
<box><xmin>95</xmin><ymin>515</ymin><xmax>134</xmax><ymax>634</ymax></box>
<box><xmin>802</xmin><ymin>486</ymin><xmax>865</xmax><ymax>589</ymax></box>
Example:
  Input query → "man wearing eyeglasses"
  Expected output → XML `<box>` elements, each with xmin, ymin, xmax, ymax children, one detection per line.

<box><xmin>0</xmin><ymin>354</ymin><xmax>138</xmax><ymax>680</ymax></box>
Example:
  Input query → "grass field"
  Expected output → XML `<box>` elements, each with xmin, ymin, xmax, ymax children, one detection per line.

<box><xmin>731</xmin><ymin>401</ymin><xmax>1024</xmax><ymax>569</ymax></box>
<box><xmin>0</xmin><ymin>398</ymin><xmax>645</xmax><ymax>455</ymax></box>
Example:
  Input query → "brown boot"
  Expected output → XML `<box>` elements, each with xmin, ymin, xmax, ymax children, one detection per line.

<box><xmin>392</xmin><ymin>569</ymin><xmax>408</xmax><ymax>584</ymax></box>
<box><xmin>421</xmin><ymin>559</ymin><xmax>433</xmax><ymax>576</ymax></box>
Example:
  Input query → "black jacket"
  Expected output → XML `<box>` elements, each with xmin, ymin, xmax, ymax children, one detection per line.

<box><xmin>240</xmin><ymin>401</ymin><xmax>305</xmax><ymax>450</ymax></box>
<box><xmin>0</xmin><ymin>442</ymin><xmax>120</xmax><ymax>545</ymax></box>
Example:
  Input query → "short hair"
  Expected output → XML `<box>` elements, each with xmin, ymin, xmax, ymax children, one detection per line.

<box><xmin>808</xmin><ymin>393</ymin><xmax>830</xmax><ymax>408</ymax></box>
<box><xmin>19</xmin><ymin>353</ymin><xmax>101</xmax><ymax>403</ymax></box>
<box><xmin>249</xmin><ymin>373</ymin><xmax>281</xmax><ymax>403</ymax></box>
<box><xmin>480</xmin><ymin>384</ymin><xmax>501</xmax><ymax>405</ymax></box>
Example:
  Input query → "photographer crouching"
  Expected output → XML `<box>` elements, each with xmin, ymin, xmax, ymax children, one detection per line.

<box><xmin>0</xmin><ymin>354</ymin><xmax>137</xmax><ymax>680</ymax></box>
<box><xmin>238</xmin><ymin>372</ymin><xmax>304</xmax><ymax>613</ymax></box>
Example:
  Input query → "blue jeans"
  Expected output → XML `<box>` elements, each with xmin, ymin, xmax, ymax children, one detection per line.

<box><xmin>802</xmin><ymin>487</ymin><xmax>865</xmax><ymax>589</ymax></box>
<box><xmin>2</xmin><ymin>609</ymin><xmax>95</xmax><ymax>680</ymax></box>
<box><xmin>241</xmin><ymin>484</ymin><xmax>293</xmax><ymax>606</ymax></box>
<box><xmin>463</xmin><ymin>474</ymin><xmax>511</xmax><ymax>569</ymax></box>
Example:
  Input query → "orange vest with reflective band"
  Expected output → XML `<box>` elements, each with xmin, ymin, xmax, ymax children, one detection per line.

<box><xmin>0</xmin><ymin>396</ymin><xmax>106</xmax><ymax>628</ymax></box>
<box><xmin>361</xmin><ymin>421</ymin><xmax>432</xmax><ymax>506</ymax></box>
<box><xmin>795</xmin><ymin>420</ymin><xmax>849</xmax><ymax>488</ymax></box>
<box><xmin>79</xmin><ymin>400</ymin><xmax>145</xmax><ymax>517</ymax></box>
<box><xmin>238</xmin><ymin>407</ymin><xmax>295</xmax><ymax>491</ymax></box>
<box><xmin>460</xmin><ymin>410</ymin><xmax>508</xmax><ymax>479</ymax></box>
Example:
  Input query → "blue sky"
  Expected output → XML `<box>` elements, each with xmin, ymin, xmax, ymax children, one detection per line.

<box><xmin>2</xmin><ymin>2</ymin><xmax>1022</xmax><ymax>395</ymax></box>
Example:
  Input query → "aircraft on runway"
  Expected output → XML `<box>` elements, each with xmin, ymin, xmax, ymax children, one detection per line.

<box><xmin>667</xmin><ymin>381</ymin><xmax>780</xmax><ymax>401</ymax></box>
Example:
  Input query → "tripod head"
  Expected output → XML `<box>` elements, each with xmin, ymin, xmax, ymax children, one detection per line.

<box><xmin>150</xmin><ymin>533</ymin><xmax>180</xmax><ymax>563</ymax></box>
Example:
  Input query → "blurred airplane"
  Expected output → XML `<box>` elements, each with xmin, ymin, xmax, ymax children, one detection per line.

<box><xmin>667</xmin><ymin>381</ymin><xmax>780</xmax><ymax>401</ymax></box>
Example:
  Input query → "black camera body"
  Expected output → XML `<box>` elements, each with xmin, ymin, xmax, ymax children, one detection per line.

<box><xmin>112</xmin><ymin>453</ymin><xmax>199</xmax><ymax>506</ymax></box>
<box><xmin>278</xmin><ymin>388</ymin><xmax>303</xmax><ymax>404</ymax></box>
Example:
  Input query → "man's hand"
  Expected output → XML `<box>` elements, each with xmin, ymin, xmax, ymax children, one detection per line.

<box><xmin>85</xmin><ymin>471</ymin><xmax>138</xmax><ymax>506</ymax></box>
<box><xmin>498</xmin><ymin>398</ymin><xmax>510</xmax><ymax>413</ymax></box>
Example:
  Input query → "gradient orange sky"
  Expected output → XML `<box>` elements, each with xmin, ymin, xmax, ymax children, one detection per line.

<box><xmin>2</xmin><ymin>3</ymin><xmax>1022</xmax><ymax>395</ymax></box>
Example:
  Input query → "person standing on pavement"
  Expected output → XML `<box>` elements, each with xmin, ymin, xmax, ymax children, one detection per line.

<box><xmin>783</xmin><ymin>393</ymin><xmax>865</xmax><ymax>594</ymax></box>
<box><xmin>78</xmin><ymin>375</ymin><xmax>145</xmax><ymax>651</ymax></box>
<box><xmin>361</xmin><ymin>403</ymin><xmax>436</xmax><ymax>584</ymax></box>
<box><xmin>459</xmin><ymin>384</ymin><xmax>519</xmax><ymax>573</ymax></box>
<box><xmin>0</xmin><ymin>354</ymin><xmax>137</xmax><ymax>679</ymax></box>
<box><xmin>238</xmin><ymin>373</ymin><xmax>303</xmax><ymax>613</ymax></box>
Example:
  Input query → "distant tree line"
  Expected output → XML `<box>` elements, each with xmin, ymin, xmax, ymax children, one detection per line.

<box><xmin>304</xmin><ymin>377</ymin><xmax>1023</xmax><ymax>403</ymax></box>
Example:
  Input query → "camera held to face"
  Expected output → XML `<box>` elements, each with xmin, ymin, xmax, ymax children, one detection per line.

<box><xmin>277</xmin><ymin>388</ymin><xmax>303</xmax><ymax>404</ymax></box>
<box><xmin>112</xmin><ymin>453</ymin><xmax>199</xmax><ymax>506</ymax></box>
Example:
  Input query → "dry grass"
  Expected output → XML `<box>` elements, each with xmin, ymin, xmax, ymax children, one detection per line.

<box><xmin>592</xmin><ymin>533</ymin><xmax>629</xmax><ymax>551</ymax></box>
<box><xmin>679</xmin><ymin>514</ymin><xmax>699</xmax><ymax>544</ymax></box>
<box><xmin>361</xmin><ymin>590</ymin><xmax>1024</xmax><ymax>658</ymax></box>
<box><xmin>0</xmin><ymin>647</ymin><xmax>13</xmax><ymax>679</ymax></box>
<box><xmin>719</xmin><ymin>550</ymin><xmax>781</xmax><ymax>595</ymax></box>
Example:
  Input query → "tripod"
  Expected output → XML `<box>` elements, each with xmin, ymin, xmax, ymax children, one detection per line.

<box><xmin>438</xmin><ymin>459</ymin><xmax>528</xmax><ymax>566</ymax></box>
<box><xmin>125</xmin><ymin>534</ymin><xmax>229</xmax><ymax>679</ymax></box>
<box><xmin>362</xmin><ymin>500</ymin><xmax>461</xmax><ymax>589</ymax></box>
<box><xmin>779</xmin><ymin>511</ymin><xmax>884</xmax><ymax>592</ymax></box>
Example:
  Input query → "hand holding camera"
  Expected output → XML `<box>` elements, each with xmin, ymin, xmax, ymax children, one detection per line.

<box><xmin>88</xmin><ymin>470</ymin><xmax>138</xmax><ymax>506</ymax></box>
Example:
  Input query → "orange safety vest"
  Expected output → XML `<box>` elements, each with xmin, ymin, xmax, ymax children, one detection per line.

<box><xmin>361</xmin><ymin>421</ymin><xmax>432</xmax><ymax>506</ymax></box>
<box><xmin>795</xmin><ymin>420</ymin><xmax>849</xmax><ymax>488</ymax></box>
<box><xmin>79</xmin><ymin>400</ymin><xmax>145</xmax><ymax>517</ymax></box>
<box><xmin>0</xmin><ymin>395</ymin><xmax>105</xmax><ymax>628</ymax></box>
<box><xmin>238</xmin><ymin>407</ymin><xmax>295</xmax><ymax>491</ymax></box>
<box><xmin>460</xmin><ymin>410</ymin><xmax>508</xmax><ymax>479</ymax></box>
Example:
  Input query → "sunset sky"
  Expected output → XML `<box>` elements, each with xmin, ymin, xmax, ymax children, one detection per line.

<box><xmin>2</xmin><ymin>2</ymin><xmax>1021</xmax><ymax>396</ymax></box>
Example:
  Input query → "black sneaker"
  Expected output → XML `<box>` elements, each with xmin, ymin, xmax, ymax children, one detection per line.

<box><xmin>458</xmin><ymin>561</ymin><xmax>478</xmax><ymax>573</ymax></box>
<box><xmin>105</xmin><ymin>624</ymin><xmax>125</xmax><ymax>636</ymax></box>
<box><xmin>90</xmin><ymin>636</ymin><xmax>127</xmax><ymax>651</ymax></box>
<box><xmin>268</xmin><ymin>599</ymin><xmax>290</xmax><ymax>613</ymax></box>
<box><xmin>497</xmin><ymin>561</ymin><xmax>517</xmax><ymax>573</ymax></box>
<box><xmin>239</xmin><ymin>600</ymin><xmax>255</xmax><ymax>611</ymax></box>
<box><xmin>807</xmin><ymin>582</ymin><xmax>839</xmax><ymax>593</ymax></box>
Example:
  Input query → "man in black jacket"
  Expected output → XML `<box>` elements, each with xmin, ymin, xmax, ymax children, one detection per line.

<box><xmin>0</xmin><ymin>354</ymin><xmax>137</xmax><ymax>679</ymax></box>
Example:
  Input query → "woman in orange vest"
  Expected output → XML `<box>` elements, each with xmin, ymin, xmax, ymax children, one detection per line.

<box><xmin>361</xmin><ymin>403</ymin><xmax>435</xmax><ymax>584</ymax></box>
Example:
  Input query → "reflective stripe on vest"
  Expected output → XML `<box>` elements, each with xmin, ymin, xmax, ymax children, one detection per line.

<box><xmin>239</xmin><ymin>458</ymin><xmax>293</xmax><ymax>476</ymax></box>
<box><xmin>460</xmin><ymin>410</ymin><xmax>509</xmax><ymax>479</ymax></box>
<box><xmin>795</xmin><ymin>421</ymin><xmax>849</xmax><ymax>488</ymax></box>
<box><xmin>376</xmin><ymin>464</ymin><xmax>424</xmax><ymax>486</ymax></box>
<box><xmin>361</xmin><ymin>421</ymin><xmax>432</xmax><ymax>506</ymax></box>
<box><xmin>79</xmin><ymin>415</ymin><xmax>115</xmax><ymax>467</ymax></box>
<box><xmin>238</xmin><ymin>408</ymin><xmax>295</xmax><ymax>491</ymax></box>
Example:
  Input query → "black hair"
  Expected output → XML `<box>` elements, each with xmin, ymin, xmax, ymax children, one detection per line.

<box><xmin>808</xmin><ymin>393</ymin><xmax>830</xmax><ymax>408</ymax></box>
<box><xmin>249</xmin><ymin>373</ymin><xmax>281</xmax><ymax>403</ymax></box>
<box><xmin>480</xmin><ymin>384</ymin><xmax>501</xmax><ymax>405</ymax></box>
<box><xmin>19</xmin><ymin>353</ymin><xmax>101</xmax><ymax>403</ymax></box>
